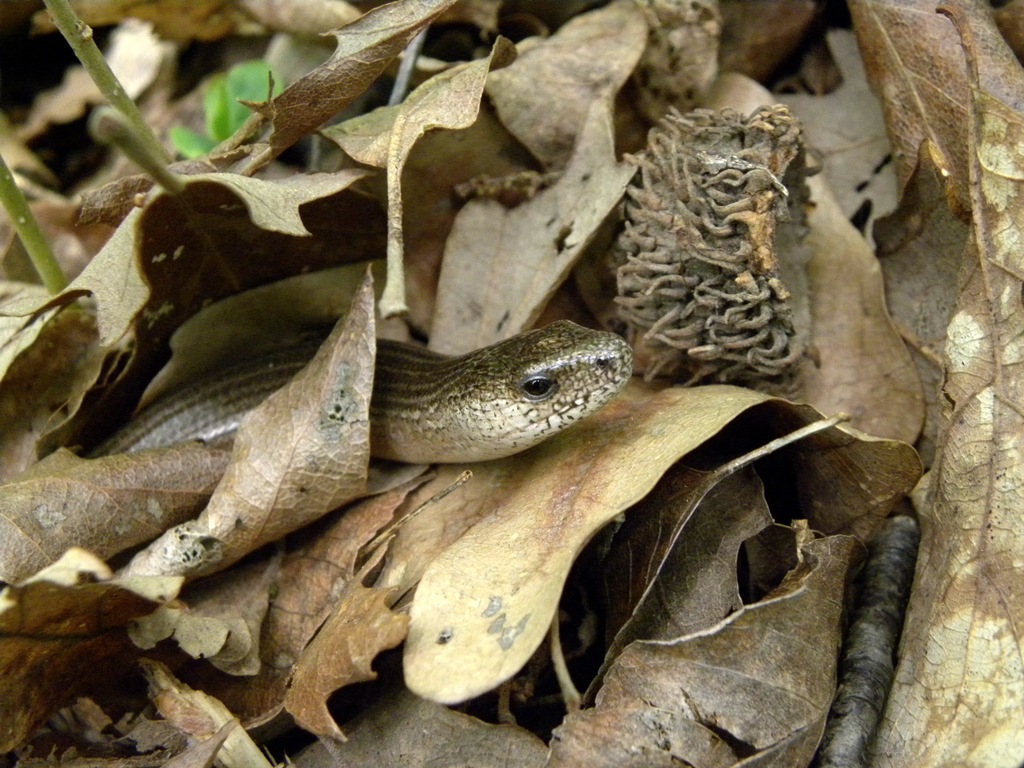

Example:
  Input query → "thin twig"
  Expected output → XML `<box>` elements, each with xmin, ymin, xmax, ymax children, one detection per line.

<box><xmin>0</xmin><ymin>147</ymin><xmax>66</xmax><ymax>293</ymax></box>
<box><xmin>816</xmin><ymin>515</ymin><xmax>920</xmax><ymax>768</ymax></box>
<box><xmin>388</xmin><ymin>27</ymin><xmax>429</xmax><ymax>106</ymax></box>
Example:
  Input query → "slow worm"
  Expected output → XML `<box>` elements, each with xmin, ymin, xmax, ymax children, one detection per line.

<box><xmin>93</xmin><ymin>321</ymin><xmax>633</xmax><ymax>463</ymax></box>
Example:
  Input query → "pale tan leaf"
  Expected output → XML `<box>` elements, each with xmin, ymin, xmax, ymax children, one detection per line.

<box><xmin>486</xmin><ymin>0</ymin><xmax>648</xmax><ymax>167</ymax></box>
<box><xmin>404</xmin><ymin>383</ymin><xmax>918</xmax><ymax>704</ymax></box>
<box><xmin>429</xmin><ymin>99</ymin><xmax>636</xmax><ymax>354</ymax></box>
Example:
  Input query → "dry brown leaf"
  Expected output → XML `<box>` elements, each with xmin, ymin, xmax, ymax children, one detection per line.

<box><xmin>486</xmin><ymin>0</ymin><xmax>648</xmax><ymax>167</ymax></box>
<box><xmin>0</xmin><ymin>444</ymin><xmax>228</xmax><ymax>583</ymax></box>
<box><xmin>802</xmin><ymin>173</ymin><xmax>924</xmax><ymax>443</ymax></box>
<box><xmin>429</xmin><ymin>99</ymin><xmax>636</xmax><ymax>354</ymax></box>
<box><xmin>286</xmin><ymin>582</ymin><xmax>408</xmax><ymax>740</ymax></box>
<box><xmin>550</xmin><ymin>534</ymin><xmax>859</xmax><ymax>767</ymax></box>
<box><xmin>404</xmin><ymin>383</ymin><xmax>918</xmax><ymax>704</ymax></box>
<box><xmin>323</xmin><ymin>36</ymin><xmax>517</xmax><ymax>315</ymax></box>
<box><xmin>601</xmin><ymin>467</ymin><xmax>774</xmax><ymax>653</ymax></box>
<box><xmin>247</xmin><ymin>0</ymin><xmax>459</xmax><ymax>168</ymax></box>
<box><xmin>26</xmin><ymin>169</ymin><xmax>384</xmax><ymax>456</ymax></box>
<box><xmin>875</xmin><ymin>3</ymin><xmax>1024</xmax><ymax>763</ymax></box>
<box><xmin>848</xmin><ymin>0</ymin><xmax>971</xmax><ymax>215</ymax></box>
<box><xmin>124</xmin><ymin>271</ymin><xmax>376</xmax><ymax>578</ymax></box>
<box><xmin>295</xmin><ymin>678</ymin><xmax>547</xmax><ymax>767</ymax></box>
<box><xmin>874</xmin><ymin>140</ymin><xmax>969</xmax><ymax>464</ymax></box>
<box><xmin>0</xmin><ymin>549</ymin><xmax>182</xmax><ymax>752</ymax></box>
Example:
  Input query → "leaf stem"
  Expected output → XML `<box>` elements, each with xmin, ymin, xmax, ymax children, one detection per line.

<box><xmin>0</xmin><ymin>148</ymin><xmax>67</xmax><ymax>293</ymax></box>
<box><xmin>42</xmin><ymin>0</ymin><xmax>170</xmax><ymax>166</ymax></box>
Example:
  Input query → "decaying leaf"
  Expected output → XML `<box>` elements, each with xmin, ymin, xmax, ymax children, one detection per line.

<box><xmin>0</xmin><ymin>549</ymin><xmax>182</xmax><ymax>752</ymax></box>
<box><xmin>0</xmin><ymin>444</ymin><xmax>228</xmax><ymax>583</ymax></box>
<box><xmin>875</xmin><ymin>4</ymin><xmax>1024</xmax><ymax>763</ymax></box>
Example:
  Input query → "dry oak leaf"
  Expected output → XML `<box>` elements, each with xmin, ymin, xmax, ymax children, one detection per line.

<box><xmin>0</xmin><ymin>548</ymin><xmax>182</xmax><ymax>752</ymax></box>
<box><xmin>404</xmin><ymin>383</ymin><xmax>919</xmax><ymax>704</ymax></box>
<box><xmin>875</xmin><ymin>3</ymin><xmax>1024</xmax><ymax>764</ymax></box>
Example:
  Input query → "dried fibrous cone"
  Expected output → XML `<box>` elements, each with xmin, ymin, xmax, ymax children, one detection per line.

<box><xmin>633</xmin><ymin>0</ymin><xmax>722</xmax><ymax>124</ymax></box>
<box><xmin>614</xmin><ymin>105</ymin><xmax>809</xmax><ymax>393</ymax></box>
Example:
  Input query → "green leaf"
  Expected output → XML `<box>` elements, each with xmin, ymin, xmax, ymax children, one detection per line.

<box><xmin>168</xmin><ymin>126</ymin><xmax>217</xmax><ymax>159</ymax></box>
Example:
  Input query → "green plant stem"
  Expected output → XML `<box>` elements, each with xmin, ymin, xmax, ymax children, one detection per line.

<box><xmin>0</xmin><ymin>151</ymin><xmax>67</xmax><ymax>293</ymax></box>
<box><xmin>42</xmin><ymin>0</ymin><xmax>170</xmax><ymax>166</ymax></box>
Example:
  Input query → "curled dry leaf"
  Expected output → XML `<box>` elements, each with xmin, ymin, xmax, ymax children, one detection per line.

<box><xmin>551</xmin><ymin>535</ymin><xmax>860</xmax><ymax>767</ymax></box>
<box><xmin>323</xmin><ymin>36</ymin><xmax>517</xmax><ymax>316</ymax></box>
<box><xmin>429</xmin><ymin>99</ymin><xmax>636</xmax><ymax>354</ymax></box>
<box><xmin>246</xmin><ymin>0</ymin><xmax>460</xmax><ymax>168</ymax></box>
<box><xmin>875</xmin><ymin>3</ymin><xmax>1024</xmax><ymax>763</ymax></box>
<box><xmin>486</xmin><ymin>0</ymin><xmax>648</xmax><ymax>167</ymax></box>
<box><xmin>124</xmin><ymin>271</ymin><xmax>377</xmax><ymax>578</ymax></box>
<box><xmin>404</xmin><ymin>382</ymin><xmax>919</xmax><ymax>704</ymax></box>
<box><xmin>0</xmin><ymin>549</ymin><xmax>182</xmax><ymax>752</ymax></box>
<box><xmin>0</xmin><ymin>444</ymin><xmax>229</xmax><ymax>583</ymax></box>
<box><xmin>848</xmin><ymin>0</ymin><xmax>971</xmax><ymax>215</ymax></box>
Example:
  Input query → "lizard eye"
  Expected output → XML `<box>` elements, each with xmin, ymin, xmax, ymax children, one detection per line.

<box><xmin>520</xmin><ymin>376</ymin><xmax>558</xmax><ymax>401</ymax></box>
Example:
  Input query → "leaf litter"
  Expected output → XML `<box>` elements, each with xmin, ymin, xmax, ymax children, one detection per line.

<box><xmin>0</xmin><ymin>0</ymin><xmax>1016</xmax><ymax>765</ymax></box>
